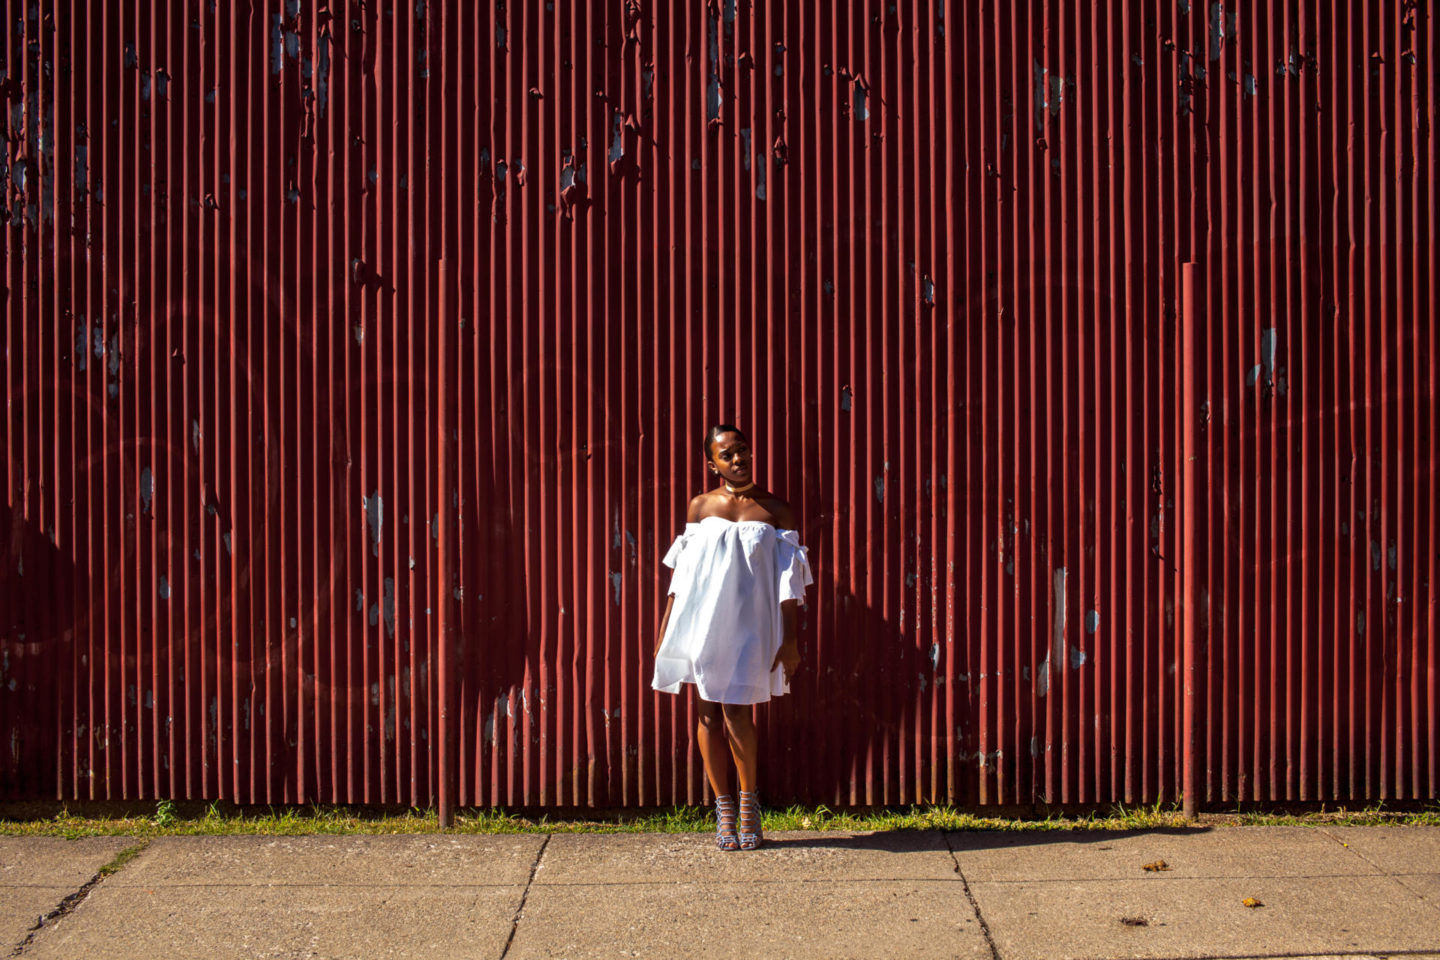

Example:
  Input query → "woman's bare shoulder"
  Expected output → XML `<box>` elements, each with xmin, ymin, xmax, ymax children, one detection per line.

<box><xmin>686</xmin><ymin>490</ymin><xmax>721</xmax><ymax>522</ymax></box>
<box><xmin>758</xmin><ymin>494</ymin><xmax>796</xmax><ymax>529</ymax></box>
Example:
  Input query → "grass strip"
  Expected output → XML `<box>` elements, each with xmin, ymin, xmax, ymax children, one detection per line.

<box><xmin>2</xmin><ymin>801</ymin><xmax>1437</xmax><ymax>838</ymax></box>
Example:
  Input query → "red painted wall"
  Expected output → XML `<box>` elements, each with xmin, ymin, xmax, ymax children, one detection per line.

<box><xmin>2</xmin><ymin>1</ymin><xmax>1434</xmax><ymax>807</ymax></box>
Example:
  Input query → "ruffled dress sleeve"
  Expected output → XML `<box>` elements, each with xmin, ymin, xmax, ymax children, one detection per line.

<box><xmin>775</xmin><ymin>529</ymin><xmax>814</xmax><ymax>604</ymax></box>
<box><xmin>662</xmin><ymin>523</ymin><xmax>700</xmax><ymax>600</ymax></box>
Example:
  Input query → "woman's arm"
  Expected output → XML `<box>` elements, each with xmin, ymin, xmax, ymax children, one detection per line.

<box><xmin>654</xmin><ymin>593</ymin><xmax>676</xmax><ymax>657</ymax></box>
<box><xmin>772</xmin><ymin>599</ymin><xmax>801</xmax><ymax>681</ymax></box>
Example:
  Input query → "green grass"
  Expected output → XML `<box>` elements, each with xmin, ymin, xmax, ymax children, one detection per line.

<box><xmin>97</xmin><ymin>840</ymin><xmax>149</xmax><ymax>876</ymax></box>
<box><xmin>2</xmin><ymin>800</ymin><xmax>1436</xmax><ymax>839</ymax></box>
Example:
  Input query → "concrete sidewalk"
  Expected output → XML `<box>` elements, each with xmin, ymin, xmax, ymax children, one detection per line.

<box><xmin>2</xmin><ymin>827</ymin><xmax>1437</xmax><ymax>960</ymax></box>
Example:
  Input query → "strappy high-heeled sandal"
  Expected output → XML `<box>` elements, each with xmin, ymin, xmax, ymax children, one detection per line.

<box><xmin>738</xmin><ymin>790</ymin><xmax>764</xmax><ymax>850</ymax></box>
<box><xmin>714</xmin><ymin>794</ymin><xmax>740</xmax><ymax>851</ymax></box>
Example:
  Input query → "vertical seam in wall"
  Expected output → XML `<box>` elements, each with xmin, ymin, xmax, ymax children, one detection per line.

<box><xmin>498</xmin><ymin>833</ymin><xmax>552</xmax><ymax>960</ymax></box>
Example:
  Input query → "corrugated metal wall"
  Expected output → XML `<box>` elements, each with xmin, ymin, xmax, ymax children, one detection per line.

<box><xmin>1</xmin><ymin>1</ymin><xmax>1434</xmax><ymax>808</ymax></box>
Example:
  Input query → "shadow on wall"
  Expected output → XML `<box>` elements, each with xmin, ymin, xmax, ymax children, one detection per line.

<box><xmin>758</xmin><ymin>586</ymin><xmax>953</xmax><ymax>807</ymax></box>
<box><xmin>0</xmin><ymin>500</ymin><xmax>81</xmax><ymax>798</ymax></box>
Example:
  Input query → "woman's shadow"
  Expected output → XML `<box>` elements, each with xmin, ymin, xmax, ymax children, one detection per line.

<box><xmin>0</xmin><ymin>498</ymin><xmax>83</xmax><ymax>799</ymax></box>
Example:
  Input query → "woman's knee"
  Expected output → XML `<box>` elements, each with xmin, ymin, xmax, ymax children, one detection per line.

<box><xmin>697</xmin><ymin>701</ymin><xmax>724</xmax><ymax>730</ymax></box>
<box><xmin>721</xmin><ymin>704</ymin><xmax>753</xmax><ymax>731</ymax></box>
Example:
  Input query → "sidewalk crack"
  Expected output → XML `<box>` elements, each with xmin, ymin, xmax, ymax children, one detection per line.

<box><xmin>9</xmin><ymin>839</ymin><xmax>150</xmax><ymax>958</ymax></box>
<box><xmin>943</xmin><ymin>832</ymin><xmax>1001</xmax><ymax>960</ymax></box>
<box><xmin>1317</xmin><ymin>826</ymin><xmax>1389</xmax><ymax>874</ymax></box>
<box><xmin>498</xmin><ymin>833</ymin><xmax>551</xmax><ymax>960</ymax></box>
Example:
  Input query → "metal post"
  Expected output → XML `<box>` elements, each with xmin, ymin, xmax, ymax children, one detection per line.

<box><xmin>1180</xmin><ymin>262</ymin><xmax>1199</xmax><ymax>821</ymax></box>
<box><xmin>436</xmin><ymin>259</ymin><xmax>458</xmax><ymax>828</ymax></box>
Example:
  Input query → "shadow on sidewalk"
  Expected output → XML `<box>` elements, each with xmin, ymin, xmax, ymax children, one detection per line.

<box><xmin>760</xmin><ymin>825</ymin><xmax>1213</xmax><ymax>853</ymax></box>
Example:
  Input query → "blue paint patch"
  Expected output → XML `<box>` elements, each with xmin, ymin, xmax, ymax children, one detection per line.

<box><xmin>140</xmin><ymin>466</ymin><xmax>154</xmax><ymax>514</ymax></box>
<box><xmin>609</xmin><ymin>112</ymin><xmax>624</xmax><ymax>163</ymax></box>
<box><xmin>74</xmin><ymin>143</ymin><xmax>88</xmax><ymax>194</ymax></box>
<box><xmin>363</xmin><ymin>491</ymin><xmax>384</xmax><ymax>556</ymax></box>
<box><xmin>270</xmin><ymin>13</ymin><xmax>285</xmax><ymax>74</ymax></box>
<box><xmin>316</xmin><ymin>33</ymin><xmax>332</xmax><ymax>118</ymax></box>
<box><xmin>853</xmin><ymin>83</ymin><xmax>870</xmax><ymax>122</ymax></box>
<box><xmin>706</xmin><ymin>76</ymin><xmax>723</xmax><ymax>121</ymax></box>
<box><xmin>383</xmin><ymin>577</ymin><xmax>396</xmax><ymax>638</ymax></box>
<box><xmin>1260</xmin><ymin>327</ymin><xmax>1277</xmax><ymax>377</ymax></box>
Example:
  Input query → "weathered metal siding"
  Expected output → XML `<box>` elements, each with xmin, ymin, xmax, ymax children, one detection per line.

<box><xmin>1</xmin><ymin>2</ymin><xmax>1434</xmax><ymax>808</ymax></box>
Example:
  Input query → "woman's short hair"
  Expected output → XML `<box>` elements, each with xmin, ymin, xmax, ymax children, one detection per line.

<box><xmin>702</xmin><ymin>423</ymin><xmax>746</xmax><ymax>458</ymax></box>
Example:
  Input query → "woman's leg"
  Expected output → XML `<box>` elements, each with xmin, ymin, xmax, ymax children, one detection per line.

<box><xmin>721</xmin><ymin>703</ymin><xmax>759</xmax><ymax>793</ymax></box>
<box><xmin>724</xmin><ymin>704</ymin><xmax>764</xmax><ymax>849</ymax></box>
<box><xmin>695</xmin><ymin>697</ymin><xmax>733</xmax><ymax>797</ymax></box>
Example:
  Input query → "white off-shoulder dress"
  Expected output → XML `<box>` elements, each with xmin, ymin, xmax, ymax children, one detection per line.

<box><xmin>652</xmin><ymin>517</ymin><xmax>814</xmax><ymax>704</ymax></box>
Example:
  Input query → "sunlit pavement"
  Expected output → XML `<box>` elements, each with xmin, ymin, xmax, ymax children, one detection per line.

<box><xmin>3</xmin><ymin>827</ymin><xmax>1438</xmax><ymax>959</ymax></box>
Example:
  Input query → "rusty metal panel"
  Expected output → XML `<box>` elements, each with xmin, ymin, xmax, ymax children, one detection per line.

<box><xmin>1</xmin><ymin>1</ymin><xmax>1434</xmax><ymax>808</ymax></box>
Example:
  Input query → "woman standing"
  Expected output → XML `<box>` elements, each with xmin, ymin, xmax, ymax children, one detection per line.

<box><xmin>652</xmin><ymin>424</ymin><xmax>813</xmax><ymax>850</ymax></box>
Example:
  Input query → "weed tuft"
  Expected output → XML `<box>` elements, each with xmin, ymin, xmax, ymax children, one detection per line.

<box><xmin>99</xmin><ymin>840</ymin><xmax>148</xmax><ymax>877</ymax></box>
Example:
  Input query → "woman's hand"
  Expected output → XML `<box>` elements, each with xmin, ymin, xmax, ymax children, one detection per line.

<box><xmin>654</xmin><ymin>595</ymin><xmax>675</xmax><ymax>657</ymax></box>
<box><xmin>774</xmin><ymin>598</ymin><xmax>801</xmax><ymax>681</ymax></box>
<box><xmin>771</xmin><ymin>641</ymin><xmax>801</xmax><ymax>683</ymax></box>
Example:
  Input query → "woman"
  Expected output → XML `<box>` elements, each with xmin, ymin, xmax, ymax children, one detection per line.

<box><xmin>652</xmin><ymin>424</ymin><xmax>812</xmax><ymax>850</ymax></box>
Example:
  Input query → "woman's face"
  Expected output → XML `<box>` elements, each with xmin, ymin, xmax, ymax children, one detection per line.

<box><xmin>708</xmin><ymin>431</ymin><xmax>753</xmax><ymax>485</ymax></box>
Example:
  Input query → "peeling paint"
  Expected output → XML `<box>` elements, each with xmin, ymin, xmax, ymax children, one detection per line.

<box><xmin>363</xmin><ymin>491</ymin><xmax>383</xmax><ymax>556</ymax></box>
<box><xmin>852</xmin><ymin>81</ymin><xmax>870</xmax><ymax>122</ymax></box>
<box><xmin>140</xmin><ymin>466</ymin><xmax>154</xmax><ymax>514</ymax></box>
<box><xmin>383</xmin><ymin>577</ymin><xmax>396</xmax><ymax>638</ymax></box>
<box><xmin>1209</xmin><ymin>3</ymin><xmax>1226</xmax><ymax>60</ymax></box>
<box><xmin>1260</xmin><ymin>328</ymin><xmax>1277</xmax><ymax>378</ymax></box>
<box><xmin>608</xmin><ymin>111</ymin><xmax>624</xmax><ymax>166</ymax></box>
<box><xmin>706</xmin><ymin>75</ymin><xmax>723</xmax><ymax>121</ymax></box>
<box><xmin>1036</xmin><ymin>567</ymin><xmax>1068</xmax><ymax>696</ymax></box>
